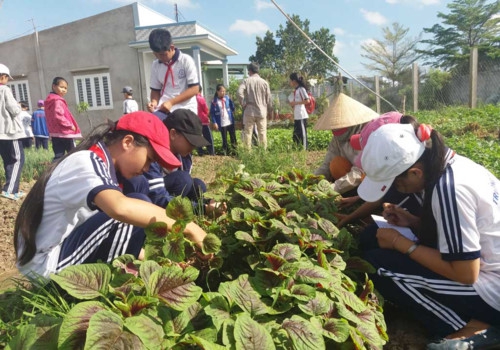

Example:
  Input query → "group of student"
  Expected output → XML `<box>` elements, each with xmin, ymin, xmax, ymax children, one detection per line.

<box><xmin>312</xmin><ymin>108</ymin><xmax>500</xmax><ymax>349</ymax></box>
<box><xmin>11</xmin><ymin>27</ymin><xmax>227</xmax><ymax>280</ymax></box>
<box><xmin>4</xmin><ymin>25</ymin><xmax>500</xmax><ymax>349</ymax></box>
<box><xmin>0</xmin><ymin>71</ymin><xmax>82</xmax><ymax>200</ymax></box>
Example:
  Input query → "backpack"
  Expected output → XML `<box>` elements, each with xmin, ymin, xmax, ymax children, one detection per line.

<box><xmin>305</xmin><ymin>92</ymin><xmax>316</xmax><ymax>114</ymax></box>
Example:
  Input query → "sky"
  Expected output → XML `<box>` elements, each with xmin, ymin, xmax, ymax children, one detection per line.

<box><xmin>0</xmin><ymin>0</ymin><xmax>451</xmax><ymax>77</ymax></box>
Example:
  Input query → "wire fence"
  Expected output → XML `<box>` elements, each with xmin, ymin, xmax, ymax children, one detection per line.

<box><xmin>349</xmin><ymin>58</ymin><xmax>500</xmax><ymax>113</ymax></box>
<box><xmin>268</xmin><ymin>56</ymin><xmax>500</xmax><ymax>115</ymax></box>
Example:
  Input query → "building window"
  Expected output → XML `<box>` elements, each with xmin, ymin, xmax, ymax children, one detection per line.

<box><xmin>74</xmin><ymin>73</ymin><xmax>113</xmax><ymax>110</ymax></box>
<box><xmin>7</xmin><ymin>80</ymin><xmax>31</xmax><ymax>111</ymax></box>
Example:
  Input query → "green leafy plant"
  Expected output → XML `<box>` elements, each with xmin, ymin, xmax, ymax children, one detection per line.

<box><xmin>77</xmin><ymin>101</ymin><xmax>92</xmax><ymax>129</ymax></box>
<box><xmin>5</xmin><ymin>172</ymin><xmax>387</xmax><ymax>349</ymax></box>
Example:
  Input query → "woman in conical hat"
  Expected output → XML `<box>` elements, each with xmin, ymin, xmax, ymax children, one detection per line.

<box><xmin>313</xmin><ymin>93</ymin><xmax>377</xmax><ymax>194</ymax></box>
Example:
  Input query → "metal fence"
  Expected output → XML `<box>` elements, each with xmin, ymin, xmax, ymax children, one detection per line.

<box><xmin>267</xmin><ymin>54</ymin><xmax>500</xmax><ymax>115</ymax></box>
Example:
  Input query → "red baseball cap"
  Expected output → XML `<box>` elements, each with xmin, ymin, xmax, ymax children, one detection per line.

<box><xmin>116</xmin><ymin>111</ymin><xmax>181</xmax><ymax>169</ymax></box>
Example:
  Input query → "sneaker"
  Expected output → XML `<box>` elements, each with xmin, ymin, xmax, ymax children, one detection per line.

<box><xmin>1</xmin><ymin>191</ymin><xmax>21</xmax><ymax>201</ymax></box>
<box><xmin>427</xmin><ymin>327</ymin><xmax>500</xmax><ymax>350</ymax></box>
<box><xmin>15</xmin><ymin>191</ymin><xmax>25</xmax><ymax>198</ymax></box>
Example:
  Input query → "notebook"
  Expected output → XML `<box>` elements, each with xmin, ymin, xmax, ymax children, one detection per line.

<box><xmin>371</xmin><ymin>215</ymin><xmax>418</xmax><ymax>242</ymax></box>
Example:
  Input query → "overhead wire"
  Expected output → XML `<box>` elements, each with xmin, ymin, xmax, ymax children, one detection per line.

<box><xmin>269</xmin><ymin>0</ymin><xmax>399</xmax><ymax>112</ymax></box>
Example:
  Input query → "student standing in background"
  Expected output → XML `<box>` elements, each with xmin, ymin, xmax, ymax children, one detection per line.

<box><xmin>122</xmin><ymin>86</ymin><xmax>139</xmax><ymax>114</ymax></box>
<box><xmin>146</xmin><ymin>28</ymin><xmax>199</xmax><ymax>119</ymax></box>
<box><xmin>0</xmin><ymin>63</ymin><xmax>25</xmax><ymax>200</ymax></box>
<box><xmin>44</xmin><ymin>77</ymin><xmax>82</xmax><ymax>161</ymax></box>
<box><xmin>288</xmin><ymin>72</ymin><xmax>309</xmax><ymax>150</ymax></box>
<box><xmin>19</xmin><ymin>101</ymin><xmax>34</xmax><ymax>149</ymax></box>
<box><xmin>196</xmin><ymin>84</ymin><xmax>214</xmax><ymax>155</ymax></box>
<box><xmin>31</xmin><ymin>100</ymin><xmax>49</xmax><ymax>150</ymax></box>
<box><xmin>210</xmin><ymin>84</ymin><xmax>237</xmax><ymax>155</ymax></box>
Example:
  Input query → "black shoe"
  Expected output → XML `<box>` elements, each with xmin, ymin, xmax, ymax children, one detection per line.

<box><xmin>427</xmin><ymin>327</ymin><xmax>500</xmax><ymax>350</ymax></box>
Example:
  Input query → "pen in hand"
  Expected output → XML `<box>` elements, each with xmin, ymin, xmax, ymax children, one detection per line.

<box><xmin>396</xmin><ymin>196</ymin><xmax>409</xmax><ymax>209</ymax></box>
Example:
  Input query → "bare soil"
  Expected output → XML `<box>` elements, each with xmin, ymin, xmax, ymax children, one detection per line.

<box><xmin>0</xmin><ymin>153</ymin><xmax>428</xmax><ymax>349</ymax></box>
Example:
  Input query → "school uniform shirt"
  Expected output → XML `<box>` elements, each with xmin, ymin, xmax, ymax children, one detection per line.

<box><xmin>0</xmin><ymin>84</ymin><xmax>23</xmax><ymax>140</ymax></box>
<box><xmin>123</xmin><ymin>98</ymin><xmax>139</xmax><ymax>114</ymax></box>
<box><xmin>210</xmin><ymin>96</ymin><xmax>235</xmax><ymax>129</ymax></box>
<box><xmin>219</xmin><ymin>98</ymin><xmax>231</xmax><ymax>127</ymax></box>
<box><xmin>16</xmin><ymin>142</ymin><xmax>120</xmax><ymax>278</ymax></box>
<box><xmin>432</xmin><ymin>150</ymin><xmax>500</xmax><ymax>312</ymax></box>
<box><xmin>141</xmin><ymin>161</ymin><xmax>198</xmax><ymax>210</ymax></box>
<box><xmin>20</xmin><ymin>111</ymin><xmax>34</xmax><ymax>138</ymax></box>
<box><xmin>289</xmin><ymin>87</ymin><xmax>309</xmax><ymax>120</ymax></box>
<box><xmin>31</xmin><ymin>108</ymin><xmax>49</xmax><ymax>138</ymax></box>
<box><xmin>150</xmin><ymin>48</ymin><xmax>199</xmax><ymax>114</ymax></box>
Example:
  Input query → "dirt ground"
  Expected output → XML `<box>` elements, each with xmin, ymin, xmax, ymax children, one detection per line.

<box><xmin>0</xmin><ymin>154</ymin><xmax>429</xmax><ymax>349</ymax></box>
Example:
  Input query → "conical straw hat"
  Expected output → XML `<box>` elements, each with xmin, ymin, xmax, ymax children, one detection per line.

<box><xmin>314</xmin><ymin>93</ymin><xmax>378</xmax><ymax>130</ymax></box>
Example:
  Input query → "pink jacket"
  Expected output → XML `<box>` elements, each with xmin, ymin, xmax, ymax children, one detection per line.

<box><xmin>45</xmin><ymin>92</ymin><xmax>82</xmax><ymax>138</ymax></box>
<box><xmin>196</xmin><ymin>93</ymin><xmax>210</xmax><ymax>125</ymax></box>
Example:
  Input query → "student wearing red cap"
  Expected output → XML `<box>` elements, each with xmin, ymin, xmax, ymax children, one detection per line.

<box><xmin>14</xmin><ymin>111</ymin><xmax>208</xmax><ymax>278</ymax></box>
<box><xmin>358</xmin><ymin>122</ymin><xmax>500</xmax><ymax>349</ymax></box>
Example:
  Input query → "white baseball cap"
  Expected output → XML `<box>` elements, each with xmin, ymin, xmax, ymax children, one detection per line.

<box><xmin>0</xmin><ymin>64</ymin><xmax>13</xmax><ymax>79</ymax></box>
<box><xmin>358</xmin><ymin>123</ymin><xmax>426</xmax><ymax>202</ymax></box>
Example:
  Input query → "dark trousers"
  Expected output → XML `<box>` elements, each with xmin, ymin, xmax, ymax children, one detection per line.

<box><xmin>0</xmin><ymin>139</ymin><xmax>25</xmax><ymax>194</ymax></box>
<box><xmin>21</xmin><ymin>137</ymin><xmax>33</xmax><ymax>149</ymax></box>
<box><xmin>359</xmin><ymin>225</ymin><xmax>500</xmax><ymax>338</ymax></box>
<box><xmin>220</xmin><ymin>124</ymin><xmax>237</xmax><ymax>154</ymax></box>
<box><xmin>35</xmin><ymin>137</ymin><xmax>49</xmax><ymax>150</ymax></box>
<box><xmin>57</xmin><ymin>193</ymin><xmax>150</xmax><ymax>271</ymax></box>
<box><xmin>293</xmin><ymin>119</ymin><xmax>308</xmax><ymax>150</ymax></box>
<box><xmin>197</xmin><ymin>124</ymin><xmax>215</xmax><ymax>155</ymax></box>
<box><xmin>52</xmin><ymin>137</ymin><xmax>75</xmax><ymax>161</ymax></box>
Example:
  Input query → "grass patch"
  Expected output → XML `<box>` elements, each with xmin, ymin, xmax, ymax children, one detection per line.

<box><xmin>0</xmin><ymin>147</ymin><xmax>52</xmax><ymax>184</ymax></box>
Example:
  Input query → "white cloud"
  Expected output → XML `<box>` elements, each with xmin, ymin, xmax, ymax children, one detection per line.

<box><xmin>229</xmin><ymin>19</ymin><xmax>269</xmax><ymax>36</ymax></box>
<box><xmin>360</xmin><ymin>8</ymin><xmax>387</xmax><ymax>26</ymax></box>
<box><xmin>333</xmin><ymin>27</ymin><xmax>345</xmax><ymax>36</ymax></box>
<box><xmin>333</xmin><ymin>40</ymin><xmax>345</xmax><ymax>55</ymax></box>
<box><xmin>255</xmin><ymin>0</ymin><xmax>274</xmax><ymax>11</ymax></box>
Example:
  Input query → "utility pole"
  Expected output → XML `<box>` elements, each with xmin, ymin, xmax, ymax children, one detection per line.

<box><xmin>29</xmin><ymin>18</ymin><xmax>47</xmax><ymax>99</ymax></box>
<box><xmin>174</xmin><ymin>3</ymin><xmax>178</xmax><ymax>22</ymax></box>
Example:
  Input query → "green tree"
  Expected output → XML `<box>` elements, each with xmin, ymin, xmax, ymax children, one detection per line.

<box><xmin>361</xmin><ymin>22</ymin><xmax>420</xmax><ymax>86</ymax></box>
<box><xmin>307</xmin><ymin>27</ymin><xmax>337</xmax><ymax>79</ymax></box>
<box><xmin>249</xmin><ymin>31</ymin><xmax>280</xmax><ymax>70</ymax></box>
<box><xmin>418</xmin><ymin>0</ymin><xmax>500</xmax><ymax>71</ymax></box>
<box><xmin>250</xmin><ymin>15</ymin><xmax>337</xmax><ymax>81</ymax></box>
<box><xmin>419</xmin><ymin>68</ymin><xmax>452</xmax><ymax>109</ymax></box>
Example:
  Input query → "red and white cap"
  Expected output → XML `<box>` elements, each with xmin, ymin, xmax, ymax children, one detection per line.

<box><xmin>116</xmin><ymin>111</ymin><xmax>181</xmax><ymax>170</ymax></box>
<box><xmin>358</xmin><ymin>123</ymin><xmax>425</xmax><ymax>202</ymax></box>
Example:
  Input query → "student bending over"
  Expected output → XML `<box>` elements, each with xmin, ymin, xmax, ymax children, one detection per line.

<box><xmin>14</xmin><ymin>111</ymin><xmax>208</xmax><ymax>279</ymax></box>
